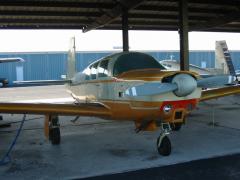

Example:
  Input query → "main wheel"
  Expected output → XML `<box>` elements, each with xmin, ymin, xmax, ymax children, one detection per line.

<box><xmin>50</xmin><ymin>128</ymin><xmax>61</xmax><ymax>145</ymax></box>
<box><xmin>170</xmin><ymin>123</ymin><xmax>182</xmax><ymax>131</ymax></box>
<box><xmin>157</xmin><ymin>135</ymin><xmax>171</xmax><ymax>156</ymax></box>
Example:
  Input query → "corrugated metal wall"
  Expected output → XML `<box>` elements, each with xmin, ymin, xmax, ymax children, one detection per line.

<box><xmin>0</xmin><ymin>50</ymin><xmax>239</xmax><ymax>84</ymax></box>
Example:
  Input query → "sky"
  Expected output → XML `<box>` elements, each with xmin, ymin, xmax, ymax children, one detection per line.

<box><xmin>0</xmin><ymin>30</ymin><xmax>240</xmax><ymax>52</ymax></box>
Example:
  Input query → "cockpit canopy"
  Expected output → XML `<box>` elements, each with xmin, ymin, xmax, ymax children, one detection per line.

<box><xmin>113</xmin><ymin>52</ymin><xmax>164</xmax><ymax>76</ymax></box>
<box><xmin>83</xmin><ymin>52</ymin><xmax>165</xmax><ymax>81</ymax></box>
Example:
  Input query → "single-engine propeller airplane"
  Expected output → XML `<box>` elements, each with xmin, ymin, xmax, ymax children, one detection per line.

<box><xmin>4</xmin><ymin>38</ymin><xmax>240</xmax><ymax>156</ymax></box>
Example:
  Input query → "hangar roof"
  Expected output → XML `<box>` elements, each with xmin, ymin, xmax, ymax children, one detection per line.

<box><xmin>1</xmin><ymin>0</ymin><xmax>240</xmax><ymax>32</ymax></box>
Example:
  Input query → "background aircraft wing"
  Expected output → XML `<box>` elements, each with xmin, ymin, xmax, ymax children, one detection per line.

<box><xmin>0</xmin><ymin>57</ymin><xmax>24</xmax><ymax>63</ymax></box>
<box><xmin>200</xmin><ymin>85</ymin><xmax>240</xmax><ymax>101</ymax></box>
<box><xmin>0</xmin><ymin>102</ymin><xmax>111</xmax><ymax>118</ymax></box>
<box><xmin>13</xmin><ymin>79</ymin><xmax>71</xmax><ymax>86</ymax></box>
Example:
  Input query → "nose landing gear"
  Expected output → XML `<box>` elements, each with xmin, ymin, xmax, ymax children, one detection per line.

<box><xmin>157</xmin><ymin>123</ymin><xmax>171</xmax><ymax>156</ymax></box>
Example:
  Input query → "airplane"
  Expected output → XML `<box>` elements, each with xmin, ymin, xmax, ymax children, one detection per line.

<box><xmin>0</xmin><ymin>57</ymin><xmax>24</xmax><ymax>87</ymax></box>
<box><xmin>160</xmin><ymin>40</ymin><xmax>239</xmax><ymax>77</ymax></box>
<box><xmin>160</xmin><ymin>59</ymin><xmax>214</xmax><ymax>76</ymax></box>
<box><xmin>3</xmin><ymin>37</ymin><xmax>240</xmax><ymax>156</ymax></box>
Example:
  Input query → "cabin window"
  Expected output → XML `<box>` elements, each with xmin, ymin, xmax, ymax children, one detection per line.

<box><xmin>113</xmin><ymin>52</ymin><xmax>165</xmax><ymax>76</ymax></box>
<box><xmin>90</xmin><ymin>62</ymin><xmax>99</xmax><ymax>80</ymax></box>
<box><xmin>83</xmin><ymin>68</ymin><xmax>91</xmax><ymax>80</ymax></box>
<box><xmin>98</xmin><ymin>59</ymin><xmax>109</xmax><ymax>78</ymax></box>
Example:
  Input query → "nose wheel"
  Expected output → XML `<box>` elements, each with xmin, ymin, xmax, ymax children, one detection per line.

<box><xmin>157</xmin><ymin>135</ymin><xmax>171</xmax><ymax>156</ymax></box>
<box><xmin>156</xmin><ymin>123</ymin><xmax>172</xmax><ymax>156</ymax></box>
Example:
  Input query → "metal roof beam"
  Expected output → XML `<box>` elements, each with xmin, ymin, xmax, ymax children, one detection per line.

<box><xmin>136</xmin><ymin>5</ymin><xmax>237</xmax><ymax>14</ymax></box>
<box><xmin>0</xmin><ymin>1</ymin><xmax>114</xmax><ymax>9</ymax></box>
<box><xmin>188</xmin><ymin>0</ymin><xmax>240</xmax><ymax>6</ymax></box>
<box><xmin>0</xmin><ymin>18</ymin><xmax>90</xmax><ymax>24</ymax></box>
<box><xmin>191</xmin><ymin>10</ymin><xmax>240</xmax><ymax>31</ymax></box>
<box><xmin>0</xmin><ymin>10</ymin><xmax>101</xmax><ymax>17</ymax></box>
<box><xmin>82</xmin><ymin>0</ymin><xmax>145</xmax><ymax>32</ymax></box>
<box><xmin>148</xmin><ymin>0</ymin><xmax>240</xmax><ymax>6</ymax></box>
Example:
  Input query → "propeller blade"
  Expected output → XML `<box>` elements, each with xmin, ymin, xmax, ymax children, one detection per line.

<box><xmin>197</xmin><ymin>75</ymin><xmax>235</xmax><ymax>88</ymax></box>
<box><xmin>124</xmin><ymin>82</ymin><xmax>177</xmax><ymax>97</ymax></box>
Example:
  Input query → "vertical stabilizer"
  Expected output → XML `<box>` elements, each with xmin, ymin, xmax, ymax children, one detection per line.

<box><xmin>67</xmin><ymin>37</ymin><xmax>76</xmax><ymax>79</ymax></box>
<box><xmin>215</xmin><ymin>40</ymin><xmax>236</xmax><ymax>76</ymax></box>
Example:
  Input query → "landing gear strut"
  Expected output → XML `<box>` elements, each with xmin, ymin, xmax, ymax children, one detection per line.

<box><xmin>157</xmin><ymin>123</ymin><xmax>171</xmax><ymax>156</ymax></box>
<box><xmin>45</xmin><ymin>115</ymin><xmax>61</xmax><ymax>145</ymax></box>
<box><xmin>170</xmin><ymin>122</ymin><xmax>182</xmax><ymax>131</ymax></box>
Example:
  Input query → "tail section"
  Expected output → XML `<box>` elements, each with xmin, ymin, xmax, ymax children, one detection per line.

<box><xmin>67</xmin><ymin>37</ymin><xmax>76</xmax><ymax>79</ymax></box>
<box><xmin>215</xmin><ymin>40</ymin><xmax>236</xmax><ymax>76</ymax></box>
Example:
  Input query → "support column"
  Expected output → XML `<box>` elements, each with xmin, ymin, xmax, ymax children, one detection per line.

<box><xmin>179</xmin><ymin>0</ymin><xmax>189</xmax><ymax>71</ymax></box>
<box><xmin>122</xmin><ymin>8</ymin><xmax>129</xmax><ymax>52</ymax></box>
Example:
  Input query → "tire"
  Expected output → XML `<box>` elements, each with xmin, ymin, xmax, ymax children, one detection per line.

<box><xmin>49</xmin><ymin>128</ymin><xmax>53</xmax><ymax>141</ymax></box>
<box><xmin>170</xmin><ymin>123</ymin><xmax>182</xmax><ymax>131</ymax></box>
<box><xmin>157</xmin><ymin>136</ymin><xmax>171</xmax><ymax>156</ymax></box>
<box><xmin>50</xmin><ymin>128</ymin><xmax>61</xmax><ymax>145</ymax></box>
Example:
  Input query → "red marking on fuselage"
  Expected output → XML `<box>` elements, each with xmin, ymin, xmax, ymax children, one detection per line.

<box><xmin>160</xmin><ymin>99</ymin><xmax>198</xmax><ymax>111</ymax></box>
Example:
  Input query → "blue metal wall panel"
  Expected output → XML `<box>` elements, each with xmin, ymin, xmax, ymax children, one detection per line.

<box><xmin>230</xmin><ymin>51</ymin><xmax>240</xmax><ymax>71</ymax></box>
<box><xmin>0</xmin><ymin>50</ymin><xmax>239</xmax><ymax>85</ymax></box>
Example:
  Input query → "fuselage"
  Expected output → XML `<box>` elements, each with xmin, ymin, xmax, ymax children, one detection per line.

<box><xmin>67</xmin><ymin>52</ymin><xmax>201</xmax><ymax>128</ymax></box>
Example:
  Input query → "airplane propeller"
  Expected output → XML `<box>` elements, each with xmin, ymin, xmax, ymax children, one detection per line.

<box><xmin>124</xmin><ymin>74</ymin><xmax>236</xmax><ymax>97</ymax></box>
<box><xmin>197</xmin><ymin>75</ymin><xmax>235</xmax><ymax>88</ymax></box>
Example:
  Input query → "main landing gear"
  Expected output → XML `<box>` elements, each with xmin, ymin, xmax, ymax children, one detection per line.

<box><xmin>45</xmin><ymin>115</ymin><xmax>61</xmax><ymax>145</ymax></box>
<box><xmin>157</xmin><ymin>123</ymin><xmax>172</xmax><ymax>156</ymax></box>
<box><xmin>170</xmin><ymin>122</ymin><xmax>182</xmax><ymax>131</ymax></box>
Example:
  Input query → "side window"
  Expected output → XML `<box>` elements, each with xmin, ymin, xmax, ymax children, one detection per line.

<box><xmin>90</xmin><ymin>62</ymin><xmax>99</xmax><ymax>80</ymax></box>
<box><xmin>98</xmin><ymin>59</ymin><xmax>109</xmax><ymax>78</ymax></box>
<box><xmin>83</xmin><ymin>67</ymin><xmax>91</xmax><ymax>80</ymax></box>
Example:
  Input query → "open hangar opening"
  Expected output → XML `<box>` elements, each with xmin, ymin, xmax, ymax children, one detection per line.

<box><xmin>3</xmin><ymin>50</ymin><xmax>240</xmax><ymax>84</ymax></box>
<box><xmin>1</xmin><ymin>0</ymin><xmax>240</xmax><ymax>179</ymax></box>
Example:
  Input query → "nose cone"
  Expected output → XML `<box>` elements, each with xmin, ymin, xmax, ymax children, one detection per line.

<box><xmin>172</xmin><ymin>74</ymin><xmax>197</xmax><ymax>97</ymax></box>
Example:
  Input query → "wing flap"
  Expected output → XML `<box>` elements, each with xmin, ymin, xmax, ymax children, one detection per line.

<box><xmin>200</xmin><ymin>85</ymin><xmax>240</xmax><ymax>101</ymax></box>
<box><xmin>0</xmin><ymin>103</ymin><xmax>111</xmax><ymax>118</ymax></box>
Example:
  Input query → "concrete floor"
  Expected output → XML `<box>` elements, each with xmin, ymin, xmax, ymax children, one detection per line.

<box><xmin>0</xmin><ymin>85</ymin><xmax>240</xmax><ymax>179</ymax></box>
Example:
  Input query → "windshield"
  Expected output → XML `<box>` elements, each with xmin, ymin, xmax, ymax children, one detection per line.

<box><xmin>113</xmin><ymin>52</ymin><xmax>164</xmax><ymax>76</ymax></box>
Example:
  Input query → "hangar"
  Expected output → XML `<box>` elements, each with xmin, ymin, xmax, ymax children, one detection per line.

<box><xmin>0</xmin><ymin>0</ymin><xmax>240</xmax><ymax>69</ymax></box>
<box><xmin>1</xmin><ymin>0</ymin><xmax>240</xmax><ymax>179</ymax></box>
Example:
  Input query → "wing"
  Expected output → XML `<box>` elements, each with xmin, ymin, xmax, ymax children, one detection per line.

<box><xmin>0</xmin><ymin>57</ymin><xmax>24</xmax><ymax>63</ymax></box>
<box><xmin>200</xmin><ymin>85</ymin><xmax>240</xmax><ymax>101</ymax></box>
<box><xmin>13</xmin><ymin>79</ymin><xmax>71</xmax><ymax>86</ymax></box>
<box><xmin>0</xmin><ymin>102</ymin><xmax>111</xmax><ymax>118</ymax></box>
